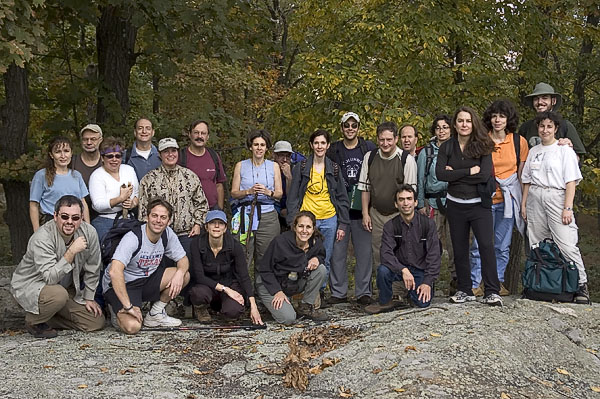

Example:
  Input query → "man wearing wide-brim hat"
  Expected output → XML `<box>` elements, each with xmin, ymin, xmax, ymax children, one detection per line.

<box><xmin>518</xmin><ymin>82</ymin><xmax>586</xmax><ymax>155</ymax></box>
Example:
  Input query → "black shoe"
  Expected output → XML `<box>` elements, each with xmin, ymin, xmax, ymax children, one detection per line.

<box><xmin>327</xmin><ymin>296</ymin><xmax>348</xmax><ymax>305</ymax></box>
<box><xmin>574</xmin><ymin>283</ymin><xmax>591</xmax><ymax>304</ymax></box>
<box><xmin>318</xmin><ymin>291</ymin><xmax>331</xmax><ymax>309</ymax></box>
<box><xmin>25</xmin><ymin>322</ymin><xmax>58</xmax><ymax>339</ymax></box>
<box><xmin>297</xmin><ymin>303</ymin><xmax>330</xmax><ymax>322</ymax></box>
<box><xmin>356</xmin><ymin>295</ymin><xmax>372</xmax><ymax>305</ymax></box>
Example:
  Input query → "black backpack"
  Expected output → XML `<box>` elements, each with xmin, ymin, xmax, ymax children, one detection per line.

<box><xmin>100</xmin><ymin>217</ymin><xmax>168</xmax><ymax>266</ymax></box>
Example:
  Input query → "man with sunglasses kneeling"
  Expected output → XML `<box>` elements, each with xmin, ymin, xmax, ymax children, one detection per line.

<box><xmin>11</xmin><ymin>195</ymin><xmax>105</xmax><ymax>338</ymax></box>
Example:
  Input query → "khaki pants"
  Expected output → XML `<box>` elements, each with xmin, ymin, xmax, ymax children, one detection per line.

<box><xmin>245</xmin><ymin>210</ymin><xmax>280</xmax><ymax>269</ymax></box>
<box><xmin>25</xmin><ymin>285</ymin><xmax>105</xmax><ymax>332</ymax></box>
<box><xmin>370</xmin><ymin>207</ymin><xmax>398</xmax><ymax>269</ymax></box>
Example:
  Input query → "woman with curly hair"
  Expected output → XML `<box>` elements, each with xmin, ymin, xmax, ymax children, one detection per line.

<box><xmin>469</xmin><ymin>100</ymin><xmax>529</xmax><ymax>297</ymax></box>
<box><xmin>436</xmin><ymin>106</ymin><xmax>502</xmax><ymax>306</ymax></box>
<box><xmin>29</xmin><ymin>136</ymin><xmax>90</xmax><ymax>231</ymax></box>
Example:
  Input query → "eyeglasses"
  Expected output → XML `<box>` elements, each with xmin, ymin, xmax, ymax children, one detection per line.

<box><xmin>82</xmin><ymin>137</ymin><xmax>100</xmax><ymax>142</ymax></box>
<box><xmin>435</xmin><ymin>126</ymin><xmax>450</xmax><ymax>131</ymax></box>
<box><xmin>343</xmin><ymin>122</ymin><xmax>359</xmax><ymax>129</ymax></box>
<box><xmin>59</xmin><ymin>213</ymin><xmax>81</xmax><ymax>221</ymax></box>
<box><xmin>103</xmin><ymin>153</ymin><xmax>122</xmax><ymax>159</ymax></box>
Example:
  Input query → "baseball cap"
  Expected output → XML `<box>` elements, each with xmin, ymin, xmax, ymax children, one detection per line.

<box><xmin>341</xmin><ymin>112</ymin><xmax>360</xmax><ymax>124</ymax></box>
<box><xmin>158</xmin><ymin>137</ymin><xmax>179</xmax><ymax>152</ymax></box>
<box><xmin>205</xmin><ymin>210</ymin><xmax>227</xmax><ymax>224</ymax></box>
<box><xmin>273</xmin><ymin>141</ymin><xmax>293</xmax><ymax>153</ymax></box>
<box><xmin>79</xmin><ymin>123</ymin><xmax>103</xmax><ymax>137</ymax></box>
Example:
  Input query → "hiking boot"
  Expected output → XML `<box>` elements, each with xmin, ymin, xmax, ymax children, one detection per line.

<box><xmin>481</xmin><ymin>293</ymin><xmax>503</xmax><ymax>307</ymax></box>
<box><xmin>499</xmin><ymin>283</ymin><xmax>510</xmax><ymax>296</ymax></box>
<box><xmin>326</xmin><ymin>296</ymin><xmax>348</xmax><ymax>306</ymax></box>
<box><xmin>449</xmin><ymin>291</ymin><xmax>476</xmax><ymax>304</ymax></box>
<box><xmin>25</xmin><ymin>322</ymin><xmax>58</xmax><ymax>339</ymax></box>
<box><xmin>297</xmin><ymin>302</ymin><xmax>330</xmax><ymax>322</ymax></box>
<box><xmin>143</xmin><ymin>309</ymin><xmax>182</xmax><ymax>327</ymax></box>
<box><xmin>575</xmin><ymin>283</ymin><xmax>591</xmax><ymax>304</ymax></box>
<box><xmin>108</xmin><ymin>305</ymin><xmax>120</xmax><ymax>330</ymax></box>
<box><xmin>356</xmin><ymin>295</ymin><xmax>373</xmax><ymax>306</ymax></box>
<box><xmin>472</xmin><ymin>284</ymin><xmax>484</xmax><ymax>297</ymax></box>
<box><xmin>316</xmin><ymin>291</ymin><xmax>331</xmax><ymax>309</ymax></box>
<box><xmin>364</xmin><ymin>301</ymin><xmax>395</xmax><ymax>314</ymax></box>
<box><xmin>193</xmin><ymin>304</ymin><xmax>211</xmax><ymax>323</ymax></box>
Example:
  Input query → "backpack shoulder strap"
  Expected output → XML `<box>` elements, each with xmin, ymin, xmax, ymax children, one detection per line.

<box><xmin>160</xmin><ymin>229</ymin><xmax>169</xmax><ymax>250</ymax></box>
<box><xmin>206</xmin><ymin>147</ymin><xmax>221</xmax><ymax>183</ymax></box>
<box><xmin>124</xmin><ymin>148</ymin><xmax>132</xmax><ymax>164</ymax></box>
<box><xmin>131</xmin><ymin>224</ymin><xmax>144</xmax><ymax>259</ymax></box>
<box><xmin>358</xmin><ymin>137</ymin><xmax>368</xmax><ymax>155</ymax></box>
<box><xmin>512</xmin><ymin>133</ymin><xmax>520</xmax><ymax>170</ymax></box>
<box><xmin>178</xmin><ymin>148</ymin><xmax>187</xmax><ymax>167</ymax></box>
<box><xmin>367</xmin><ymin>149</ymin><xmax>377</xmax><ymax>168</ymax></box>
<box><xmin>424</xmin><ymin>144</ymin><xmax>434</xmax><ymax>181</ymax></box>
<box><xmin>301</xmin><ymin>158</ymin><xmax>307</xmax><ymax>173</ymax></box>
<box><xmin>400</xmin><ymin>150</ymin><xmax>409</xmax><ymax>167</ymax></box>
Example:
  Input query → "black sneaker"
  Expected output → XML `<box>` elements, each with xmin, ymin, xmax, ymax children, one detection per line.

<box><xmin>574</xmin><ymin>283</ymin><xmax>591</xmax><ymax>304</ymax></box>
<box><xmin>25</xmin><ymin>322</ymin><xmax>58</xmax><ymax>339</ymax></box>
<box><xmin>356</xmin><ymin>295</ymin><xmax>372</xmax><ymax>306</ymax></box>
<box><xmin>327</xmin><ymin>296</ymin><xmax>348</xmax><ymax>305</ymax></box>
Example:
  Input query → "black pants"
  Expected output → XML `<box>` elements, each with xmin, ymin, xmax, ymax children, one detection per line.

<box><xmin>446</xmin><ymin>200</ymin><xmax>500</xmax><ymax>296</ymax></box>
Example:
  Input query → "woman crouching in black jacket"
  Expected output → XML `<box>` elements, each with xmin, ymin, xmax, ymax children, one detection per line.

<box><xmin>256</xmin><ymin>210</ymin><xmax>329</xmax><ymax>324</ymax></box>
<box><xmin>188</xmin><ymin>210</ymin><xmax>263</xmax><ymax>324</ymax></box>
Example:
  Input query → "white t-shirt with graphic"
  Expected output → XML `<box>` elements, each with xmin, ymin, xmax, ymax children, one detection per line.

<box><xmin>102</xmin><ymin>224</ymin><xmax>186</xmax><ymax>292</ymax></box>
<box><xmin>522</xmin><ymin>141</ymin><xmax>582</xmax><ymax>189</ymax></box>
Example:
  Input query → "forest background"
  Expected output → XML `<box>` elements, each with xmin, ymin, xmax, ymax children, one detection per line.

<box><xmin>0</xmin><ymin>0</ymin><xmax>599</xmax><ymax>271</ymax></box>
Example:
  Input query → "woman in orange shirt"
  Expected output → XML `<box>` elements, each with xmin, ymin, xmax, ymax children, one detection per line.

<box><xmin>469</xmin><ymin>99</ymin><xmax>528</xmax><ymax>296</ymax></box>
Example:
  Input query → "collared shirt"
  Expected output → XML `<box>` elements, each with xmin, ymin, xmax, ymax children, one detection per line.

<box><xmin>379</xmin><ymin>213</ymin><xmax>441</xmax><ymax>287</ymax></box>
<box><xmin>125</xmin><ymin>142</ymin><xmax>162</xmax><ymax>181</ymax></box>
<box><xmin>138</xmin><ymin>164</ymin><xmax>209</xmax><ymax>235</ymax></box>
<box><xmin>11</xmin><ymin>221</ymin><xmax>101</xmax><ymax>314</ymax></box>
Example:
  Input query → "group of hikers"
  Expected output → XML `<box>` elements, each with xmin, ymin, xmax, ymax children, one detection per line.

<box><xmin>10</xmin><ymin>81</ymin><xmax>591</xmax><ymax>339</ymax></box>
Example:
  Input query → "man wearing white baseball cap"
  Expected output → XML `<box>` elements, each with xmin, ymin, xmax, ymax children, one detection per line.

<box><xmin>138</xmin><ymin>137</ymin><xmax>209</xmax><ymax>258</ymax></box>
<box><xmin>72</xmin><ymin>123</ymin><xmax>104</xmax><ymax>220</ymax></box>
<box><xmin>326</xmin><ymin>112</ymin><xmax>377</xmax><ymax>306</ymax></box>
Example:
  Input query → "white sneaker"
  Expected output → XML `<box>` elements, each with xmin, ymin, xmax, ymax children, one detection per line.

<box><xmin>481</xmin><ymin>293</ymin><xmax>503</xmax><ymax>307</ymax></box>
<box><xmin>449</xmin><ymin>290</ymin><xmax>476</xmax><ymax>304</ymax></box>
<box><xmin>143</xmin><ymin>309</ymin><xmax>182</xmax><ymax>327</ymax></box>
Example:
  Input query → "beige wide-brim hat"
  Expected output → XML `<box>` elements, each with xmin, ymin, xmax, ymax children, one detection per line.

<box><xmin>524</xmin><ymin>82</ymin><xmax>563</xmax><ymax>109</ymax></box>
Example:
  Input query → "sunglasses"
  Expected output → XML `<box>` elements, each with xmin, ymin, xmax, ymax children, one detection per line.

<box><xmin>343</xmin><ymin>122</ymin><xmax>359</xmax><ymax>129</ymax></box>
<box><xmin>59</xmin><ymin>213</ymin><xmax>81</xmax><ymax>221</ymax></box>
<box><xmin>103</xmin><ymin>153</ymin><xmax>122</xmax><ymax>159</ymax></box>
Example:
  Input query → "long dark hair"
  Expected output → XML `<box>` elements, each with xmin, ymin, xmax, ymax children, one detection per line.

<box><xmin>451</xmin><ymin>106</ymin><xmax>494</xmax><ymax>158</ymax></box>
<box><xmin>45</xmin><ymin>136</ymin><xmax>73</xmax><ymax>187</ymax></box>
<box><xmin>292</xmin><ymin>210</ymin><xmax>323</xmax><ymax>242</ymax></box>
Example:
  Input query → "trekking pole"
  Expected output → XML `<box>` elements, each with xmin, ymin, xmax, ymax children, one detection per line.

<box><xmin>245</xmin><ymin>193</ymin><xmax>259</xmax><ymax>261</ymax></box>
<box><xmin>143</xmin><ymin>323</ymin><xmax>267</xmax><ymax>332</ymax></box>
<box><xmin>121</xmin><ymin>182</ymin><xmax>132</xmax><ymax>219</ymax></box>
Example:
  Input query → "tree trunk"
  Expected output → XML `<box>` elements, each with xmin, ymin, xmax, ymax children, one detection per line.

<box><xmin>95</xmin><ymin>4</ymin><xmax>138</xmax><ymax>133</ymax></box>
<box><xmin>572</xmin><ymin>12</ymin><xmax>598</xmax><ymax>128</ymax></box>
<box><xmin>0</xmin><ymin>63</ymin><xmax>32</xmax><ymax>263</ymax></box>
<box><xmin>504</xmin><ymin>229</ymin><xmax>524</xmax><ymax>294</ymax></box>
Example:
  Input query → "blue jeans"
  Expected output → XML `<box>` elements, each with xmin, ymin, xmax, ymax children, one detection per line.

<box><xmin>92</xmin><ymin>215</ymin><xmax>116</xmax><ymax>243</ymax></box>
<box><xmin>316</xmin><ymin>215</ymin><xmax>337</xmax><ymax>291</ymax></box>
<box><xmin>376</xmin><ymin>264</ymin><xmax>431</xmax><ymax>308</ymax></box>
<box><xmin>470</xmin><ymin>201</ymin><xmax>514</xmax><ymax>286</ymax></box>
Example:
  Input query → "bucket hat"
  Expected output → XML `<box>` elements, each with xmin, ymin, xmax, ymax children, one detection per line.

<box><xmin>524</xmin><ymin>82</ymin><xmax>562</xmax><ymax>109</ymax></box>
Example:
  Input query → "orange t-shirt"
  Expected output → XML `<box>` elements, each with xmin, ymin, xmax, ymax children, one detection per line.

<box><xmin>491</xmin><ymin>133</ymin><xmax>529</xmax><ymax>204</ymax></box>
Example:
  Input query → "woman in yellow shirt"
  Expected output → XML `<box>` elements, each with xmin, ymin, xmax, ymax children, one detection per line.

<box><xmin>287</xmin><ymin>129</ymin><xmax>350</xmax><ymax>298</ymax></box>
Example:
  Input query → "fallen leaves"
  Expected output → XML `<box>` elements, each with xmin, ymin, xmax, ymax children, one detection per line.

<box><xmin>591</xmin><ymin>386</ymin><xmax>600</xmax><ymax>392</ymax></box>
<box><xmin>500</xmin><ymin>393</ymin><xmax>511</xmax><ymax>399</ymax></box>
<box><xmin>193</xmin><ymin>369</ymin><xmax>214</xmax><ymax>376</ymax></box>
<box><xmin>338</xmin><ymin>386</ymin><xmax>353</xmax><ymax>397</ymax></box>
<box><xmin>556</xmin><ymin>368</ymin><xmax>570</xmax><ymax>376</ymax></box>
<box><xmin>430</xmin><ymin>332</ymin><xmax>442</xmax><ymax>338</ymax></box>
<box><xmin>372</xmin><ymin>368</ymin><xmax>382</xmax><ymax>374</ymax></box>
<box><xmin>393</xmin><ymin>387</ymin><xmax>406</xmax><ymax>392</ymax></box>
<box><xmin>43</xmin><ymin>365</ymin><xmax>54</xmax><ymax>369</ymax></box>
<box><xmin>119</xmin><ymin>368</ymin><xmax>135</xmax><ymax>375</ymax></box>
<box><xmin>388</xmin><ymin>363</ymin><xmax>398</xmax><ymax>370</ymax></box>
<box><xmin>404</xmin><ymin>345</ymin><xmax>417</xmax><ymax>352</ymax></box>
<box><xmin>261</xmin><ymin>325</ymin><xmax>361</xmax><ymax>392</ymax></box>
<box><xmin>77</xmin><ymin>384</ymin><xmax>87</xmax><ymax>389</ymax></box>
<box><xmin>79</xmin><ymin>344</ymin><xmax>91</xmax><ymax>350</ymax></box>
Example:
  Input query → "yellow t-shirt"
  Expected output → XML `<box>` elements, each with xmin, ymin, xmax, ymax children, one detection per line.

<box><xmin>300</xmin><ymin>167</ymin><xmax>336</xmax><ymax>219</ymax></box>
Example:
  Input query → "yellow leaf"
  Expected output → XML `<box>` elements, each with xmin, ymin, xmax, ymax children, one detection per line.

<box><xmin>393</xmin><ymin>388</ymin><xmax>406</xmax><ymax>392</ymax></box>
<box><xmin>372</xmin><ymin>368</ymin><xmax>382</xmax><ymax>374</ymax></box>
<box><xmin>77</xmin><ymin>384</ymin><xmax>87</xmax><ymax>389</ymax></box>
<box><xmin>231</xmin><ymin>345</ymin><xmax>242</xmax><ymax>350</ymax></box>
<box><xmin>556</xmin><ymin>368</ymin><xmax>570</xmax><ymax>375</ymax></box>
<box><xmin>99</xmin><ymin>367</ymin><xmax>108</xmax><ymax>373</ymax></box>
<box><xmin>586</xmin><ymin>348</ymin><xmax>598</xmax><ymax>354</ymax></box>
<box><xmin>404</xmin><ymin>345</ymin><xmax>417</xmax><ymax>352</ymax></box>
<box><xmin>388</xmin><ymin>363</ymin><xmax>398</xmax><ymax>370</ymax></box>
<box><xmin>309</xmin><ymin>365</ymin><xmax>322</xmax><ymax>375</ymax></box>
<box><xmin>591</xmin><ymin>386</ymin><xmax>600</xmax><ymax>392</ymax></box>
<box><xmin>430</xmin><ymin>332</ymin><xmax>442</xmax><ymax>337</ymax></box>
<box><xmin>501</xmin><ymin>393</ymin><xmax>511</xmax><ymax>399</ymax></box>
<box><xmin>193</xmin><ymin>369</ymin><xmax>202</xmax><ymax>375</ymax></box>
